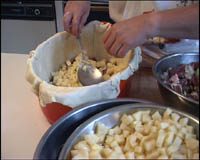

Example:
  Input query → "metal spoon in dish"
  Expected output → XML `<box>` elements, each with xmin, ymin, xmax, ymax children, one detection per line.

<box><xmin>77</xmin><ymin>36</ymin><xmax>104</xmax><ymax>86</ymax></box>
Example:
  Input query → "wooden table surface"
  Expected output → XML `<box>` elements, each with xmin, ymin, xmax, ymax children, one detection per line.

<box><xmin>124</xmin><ymin>54</ymin><xmax>166</xmax><ymax>105</ymax></box>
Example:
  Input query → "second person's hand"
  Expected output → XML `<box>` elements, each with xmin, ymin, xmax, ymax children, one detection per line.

<box><xmin>103</xmin><ymin>14</ymin><xmax>156</xmax><ymax>58</ymax></box>
<box><xmin>63</xmin><ymin>1</ymin><xmax>91</xmax><ymax>37</ymax></box>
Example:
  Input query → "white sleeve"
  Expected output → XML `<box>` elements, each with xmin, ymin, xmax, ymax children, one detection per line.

<box><xmin>109</xmin><ymin>1</ymin><xmax>126</xmax><ymax>22</ymax></box>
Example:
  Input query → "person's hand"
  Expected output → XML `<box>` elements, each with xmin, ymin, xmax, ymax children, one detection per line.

<box><xmin>63</xmin><ymin>1</ymin><xmax>90</xmax><ymax>37</ymax></box>
<box><xmin>103</xmin><ymin>14</ymin><xmax>155</xmax><ymax>57</ymax></box>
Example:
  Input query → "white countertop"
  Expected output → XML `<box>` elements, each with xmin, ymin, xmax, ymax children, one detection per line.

<box><xmin>1</xmin><ymin>53</ymin><xmax>51</xmax><ymax>159</ymax></box>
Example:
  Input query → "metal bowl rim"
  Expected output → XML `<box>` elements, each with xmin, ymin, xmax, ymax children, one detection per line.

<box><xmin>152</xmin><ymin>52</ymin><xmax>199</xmax><ymax>105</ymax></box>
<box><xmin>59</xmin><ymin>103</ymin><xmax>199</xmax><ymax>159</ymax></box>
<box><xmin>34</xmin><ymin>98</ymin><xmax>153</xmax><ymax>158</ymax></box>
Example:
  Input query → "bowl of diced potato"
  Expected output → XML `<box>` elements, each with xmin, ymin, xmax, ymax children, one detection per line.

<box><xmin>59</xmin><ymin>103</ymin><xmax>199</xmax><ymax>159</ymax></box>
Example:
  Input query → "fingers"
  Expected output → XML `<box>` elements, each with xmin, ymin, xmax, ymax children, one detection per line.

<box><xmin>63</xmin><ymin>12</ymin><xmax>82</xmax><ymax>37</ymax></box>
<box><xmin>63</xmin><ymin>1</ymin><xmax>90</xmax><ymax>37</ymax></box>
<box><xmin>79</xmin><ymin>11</ymin><xmax>89</xmax><ymax>34</ymax></box>
<box><xmin>117</xmin><ymin>44</ymin><xmax>130</xmax><ymax>58</ymax></box>
<box><xmin>71</xmin><ymin>15</ymin><xmax>81</xmax><ymax>37</ymax></box>
<box><xmin>103</xmin><ymin>28</ymin><xmax>112</xmax><ymax>44</ymax></box>
<box><xmin>109</xmin><ymin>40</ymin><xmax>122</xmax><ymax>56</ymax></box>
<box><xmin>103</xmin><ymin>30</ymin><xmax>131</xmax><ymax>58</ymax></box>
<box><xmin>104</xmin><ymin>30</ymin><xmax>115</xmax><ymax>52</ymax></box>
<box><xmin>107</xmin><ymin>40</ymin><xmax>129</xmax><ymax>58</ymax></box>
<box><xmin>63</xmin><ymin>12</ymin><xmax>73</xmax><ymax>32</ymax></box>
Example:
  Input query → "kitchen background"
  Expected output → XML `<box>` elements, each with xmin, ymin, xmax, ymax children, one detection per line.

<box><xmin>1</xmin><ymin>0</ymin><xmax>113</xmax><ymax>54</ymax></box>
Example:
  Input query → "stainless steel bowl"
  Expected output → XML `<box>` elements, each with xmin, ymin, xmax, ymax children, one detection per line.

<box><xmin>59</xmin><ymin>103</ymin><xmax>199</xmax><ymax>159</ymax></box>
<box><xmin>34</xmin><ymin>98</ymin><xmax>151</xmax><ymax>159</ymax></box>
<box><xmin>153</xmin><ymin>52</ymin><xmax>199</xmax><ymax>116</ymax></box>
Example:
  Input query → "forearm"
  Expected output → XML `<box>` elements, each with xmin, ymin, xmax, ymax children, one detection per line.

<box><xmin>148</xmin><ymin>4</ymin><xmax>199</xmax><ymax>39</ymax></box>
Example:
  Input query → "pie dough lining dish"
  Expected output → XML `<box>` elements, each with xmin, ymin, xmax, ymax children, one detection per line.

<box><xmin>25</xmin><ymin>21</ymin><xmax>142</xmax><ymax>108</ymax></box>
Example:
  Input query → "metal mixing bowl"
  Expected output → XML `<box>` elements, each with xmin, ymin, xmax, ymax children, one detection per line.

<box><xmin>153</xmin><ymin>52</ymin><xmax>199</xmax><ymax>116</ymax></box>
<box><xmin>59</xmin><ymin>103</ymin><xmax>199</xmax><ymax>159</ymax></box>
<box><xmin>34</xmin><ymin>98</ymin><xmax>151</xmax><ymax>159</ymax></box>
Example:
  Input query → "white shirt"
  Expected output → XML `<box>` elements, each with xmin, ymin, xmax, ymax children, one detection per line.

<box><xmin>109</xmin><ymin>1</ymin><xmax>197</xmax><ymax>22</ymax></box>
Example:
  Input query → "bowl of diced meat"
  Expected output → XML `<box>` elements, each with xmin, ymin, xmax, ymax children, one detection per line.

<box><xmin>153</xmin><ymin>52</ymin><xmax>199</xmax><ymax>116</ymax></box>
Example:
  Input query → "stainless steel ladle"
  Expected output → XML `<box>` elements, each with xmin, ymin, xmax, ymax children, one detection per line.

<box><xmin>77</xmin><ymin>36</ymin><xmax>104</xmax><ymax>86</ymax></box>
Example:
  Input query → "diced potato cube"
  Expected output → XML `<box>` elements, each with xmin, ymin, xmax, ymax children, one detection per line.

<box><xmin>74</xmin><ymin>141</ymin><xmax>89</xmax><ymax>151</ymax></box>
<box><xmin>91</xmin><ymin>144</ymin><xmax>102</xmax><ymax>151</ymax></box>
<box><xmin>107</xmin><ymin>62</ymin><xmax>113</xmax><ymax>68</ymax></box>
<box><xmin>171</xmin><ymin>113</ymin><xmax>180</xmax><ymax>122</ymax></box>
<box><xmin>152</xmin><ymin>111</ymin><xmax>162</xmax><ymax>120</ymax></box>
<box><xmin>103</xmin><ymin>74</ymin><xmax>110</xmax><ymax>81</ymax></box>
<box><xmin>146</xmin><ymin>150</ymin><xmax>160</xmax><ymax>159</ymax></box>
<box><xmin>142</xmin><ymin>112</ymin><xmax>151</xmax><ymax>123</ymax></box>
<box><xmin>158</xmin><ymin>147</ymin><xmax>166</xmax><ymax>155</ymax></box>
<box><xmin>172</xmin><ymin>136</ymin><xmax>182</xmax><ymax>147</ymax></box>
<box><xmin>66</xmin><ymin>60</ymin><xmax>71</xmax><ymax>66</ymax></box>
<box><xmin>106</xmin><ymin>68</ymin><xmax>114</xmax><ymax>75</ymax></box>
<box><xmin>84</xmin><ymin>135</ymin><xmax>99</xmax><ymax>146</ymax></box>
<box><xmin>123</xmin><ymin>139</ymin><xmax>131</xmax><ymax>153</ymax></box>
<box><xmin>89</xmin><ymin>150</ymin><xmax>102</xmax><ymax>159</ymax></box>
<box><xmin>176</xmin><ymin>131</ymin><xmax>184</xmax><ymax>139</ymax></box>
<box><xmin>135</xmin><ymin>154</ymin><xmax>145</xmax><ymax>159</ymax></box>
<box><xmin>186</xmin><ymin>149</ymin><xmax>193</xmax><ymax>159</ymax></box>
<box><xmin>164</xmin><ymin>131</ymin><xmax>175</xmax><ymax>147</ymax></box>
<box><xmin>163</xmin><ymin>108</ymin><xmax>172</xmax><ymax>119</ymax></box>
<box><xmin>114</xmin><ymin>145</ymin><xmax>123</xmax><ymax>153</ymax></box>
<box><xmin>101</xmin><ymin>148</ymin><xmax>112</xmax><ymax>158</ymax></box>
<box><xmin>118</xmin><ymin>154</ymin><xmax>126</xmax><ymax>159</ymax></box>
<box><xmin>167</xmin><ymin>125</ymin><xmax>177</xmax><ymax>133</ymax></box>
<box><xmin>122</xmin><ymin>130</ymin><xmax>130</xmax><ymax>138</ymax></box>
<box><xmin>179</xmin><ymin>127</ymin><xmax>187</xmax><ymax>134</ymax></box>
<box><xmin>132</xmin><ymin>111</ymin><xmax>142</xmax><ymax>121</ymax></box>
<box><xmin>109</xmin><ymin>58</ymin><xmax>117</xmax><ymax>64</ymax></box>
<box><xmin>114</xmin><ymin>134</ymin><xmax>125</xmax><ymax>145</ymax></box>
<box><xmin>185</xmin><ymin>138</ymin><xmax>199</xmax><ymax>150</ymax></box>
<box><xmin>134</xmin><ymin>132</ymin><xmax>143</xmax><ymax>140</ymax></box>
<box><xmin>105</xmin><ymin>135</ymin><xmax>113</xmax><ymax>144</ymax></box>
<box><xmin>110</xmin><ymin>140</ymin><xmax>119</xmax><ymax>148</ymax></box>
<box><xmin>125</xmin><ymin>152</ymin><xmax>135</xmax><ymax>159</ymax></box>
<box><xmin>156</xmin><ymin>130</ymin><xmax>166</xmax><ymax>147</ymax></box>
<box><xmin>186</xmin><ymin>125</ymin><xmax>194</xmax><ymax>133</ymax></box>
<box><xmin>179</xmin><ymin>144</ymin><xmax>187</xmax><ymax>154</ymax></box>
<box><xmin>185</xmin><ymin>133</ymin><xmax>196</xmax><ymax>139</ymax></box>
<box><xmin>179</xmin><ymin>117</ymin><xmax>189</xmax><ymax>126</ymax></box>
<box><xmin>121</xmin><ymin>114</ymin><xmax>134</xmax><ymax>125</ymax></box>
<box><xmin>96</xmin><ymin>124</ymin><xmax>108</xmax><ymax>137</ymax></box>
<box><xmin>150</xmin><ymin>126</ymin><xmax>157</xmax><ymax>133</ymax></box>
<box><xmin>158</xmin><ymin>155</ymin><xmax>168</xmax><ymax>159</ymax></box>
<box><xmin>96</xmin><ymin>60</ymin><xmax>106</xmax><ymax>68</ymax></box>
<box><xmin>72</xmin><ymin>149</ymin><xmax>89</xmax><ymax>159</ymax></box>
<box><xmin>193</xmin><ymin>153</ymin><xmax>199</xmax><ymax>159</ymax></box>
<box><xmin>159</xmin><ymin>122</ymin><xmax>169</xmax><ymax>129</ymax></box>
<box><xmin>167</xmin><ymin>145</ymin><xmax>179</xmax><ymax>155</ymax></box>
<box><xmin>71</xmin><ymin>150</ymin><xmax>80</xmax><ymax>157</ymax></box>
<box><xmin>107</xmin><ymin>151</ymin><xmax>120</xmax><ymax>159</ymax></box>
<box><xmin>128</xmin><ymin>134</ymin><xmax>137</xmax><ymax>148</ymax></box>
<box><xmin>134</xmin><ymin>146</ymin><xmax>143</xmax><ymax>153</ymax></box>
<box><xmin>135</xmin><ymin>125</ymin><xmax>143</xmax><ymax>133</ymax></box>
<box><xmin>120</xmin><ymin>123</ymin><xmax>131</xmax><ymax>131</ymax></box>
<box><xmin>144</xmin><ymin>139</ymin><xmax>156</xmax><ymax>152</ymax></box>
<box><xmin>142</xmin><ymin>114</ymin><xmax>151</xmax><ymax>123</ymax></box>
<box><xmin>171</xmin><ymin>152</ymin><xmax>186</xmax><ymax>159</ymax></box>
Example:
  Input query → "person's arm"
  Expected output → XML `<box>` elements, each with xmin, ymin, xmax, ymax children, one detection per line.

<box><xmin>103</xmin><ymin>4</ymin><xmax>199</xmax><ymax>58</ymax></box>
<box><xmin>150</xmin><ymin>4</ymin><xmax>199</xmax><ymax>39</ymax></box>
<box><xmin>63</xmin><ymin>1</ymin><xmax>91</xmax><ymax>37</ymax></box>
